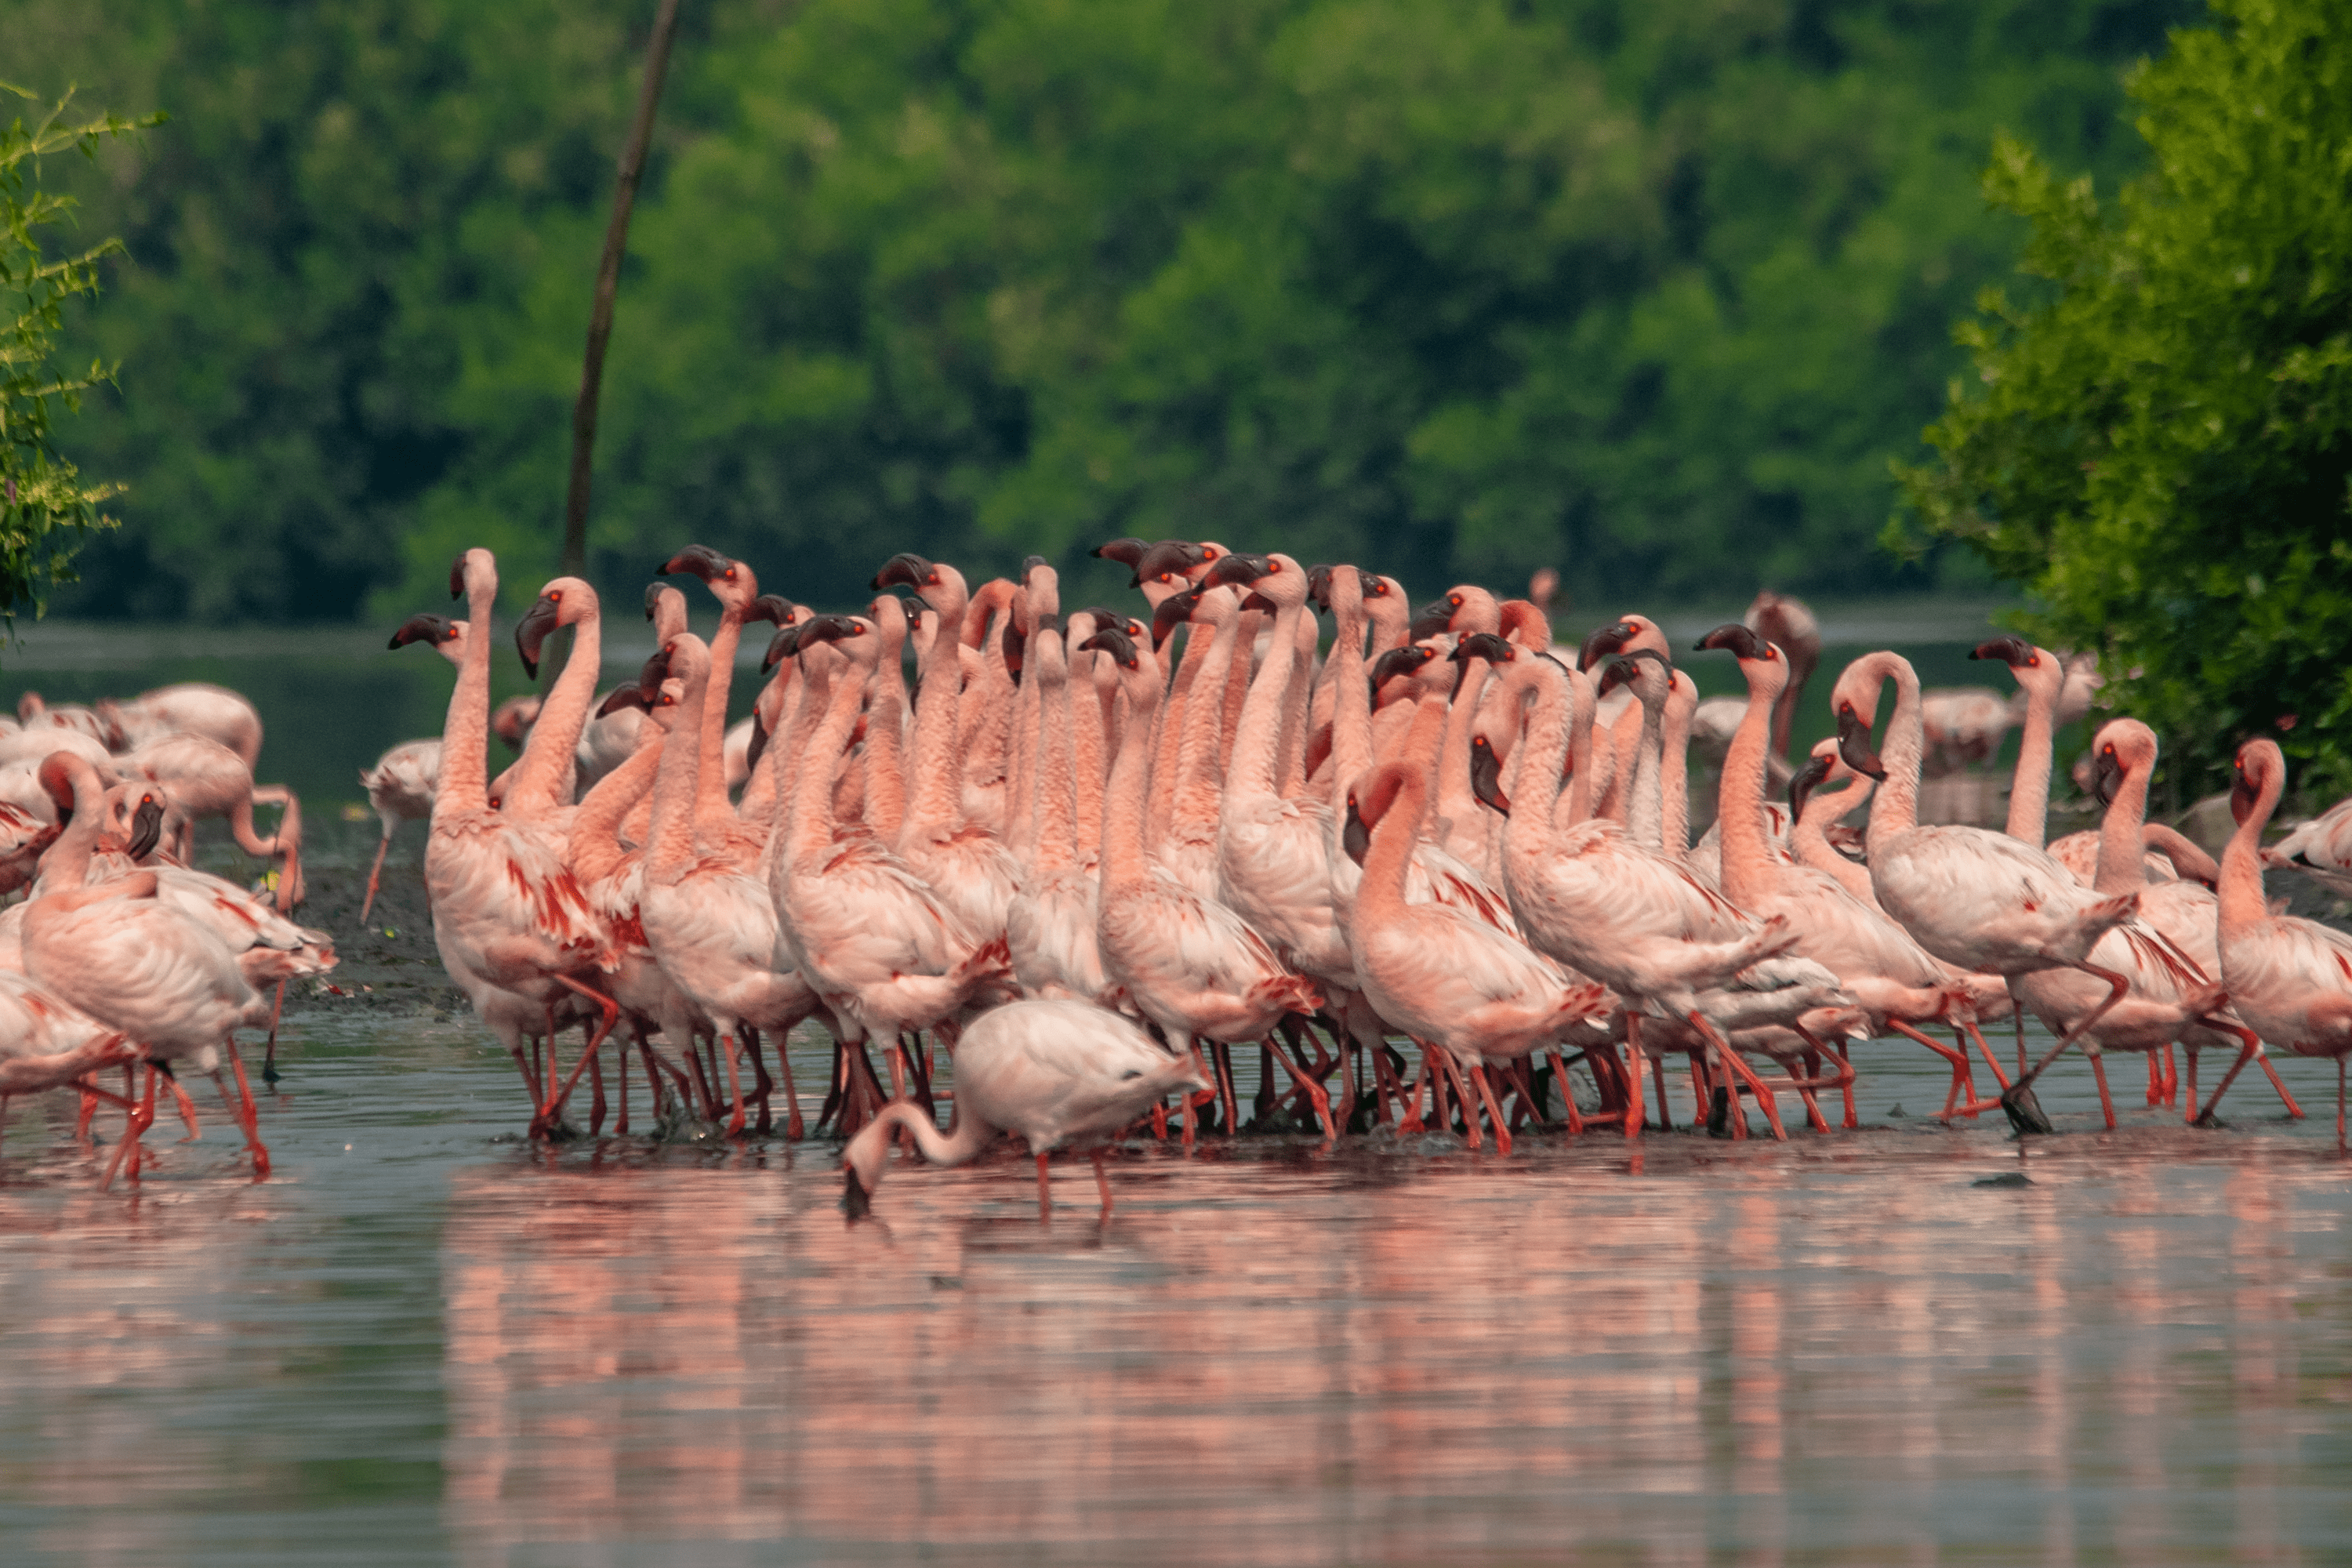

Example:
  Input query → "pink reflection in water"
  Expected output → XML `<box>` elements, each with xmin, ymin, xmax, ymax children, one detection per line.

<box><xmin>431</xmin><ymin>1135</ymin><xmax>2352</xmax><ymax>1565</ymax></box>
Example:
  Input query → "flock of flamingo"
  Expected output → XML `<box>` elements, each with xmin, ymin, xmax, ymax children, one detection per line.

<box><xmin>3</xmin><ymin>539</ymin><xmax>2350</xmax><ymax>1214</ymax></box>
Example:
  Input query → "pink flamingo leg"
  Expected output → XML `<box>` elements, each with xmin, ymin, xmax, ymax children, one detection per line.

<box><xmin>2257</xmin><ymin>1051</ymin><xmax>2305</xmax><ymax>1119</ymax></box>
<box><xmin>1091</xmin><ymin>1149</ymin><xmax>1114</xmax><ymax>1218</ymax></box>
<box><xmin>358</xmin><ymin>833</ymin><xmax>392</xmax><ymax>924</ymax></box>
<box><xmin>1036</xmin><ymin>1151</ymin><xmax>1054</xmax><ymax>1220</ymax></box>
<box><xmin>2088</xmin><ymin>1053</ymin><xmax>2116</xmax><ymax>1130</ymax></box>
<box><xmin>224</xmin><ymin>1042</ymin><xmax>271</xmax><ymax>1178</ymax></box>
<box><xmin>1621</xmin><ymin>1018</ymin><xmax>1647</xmax><ymax>1140</ymax></box>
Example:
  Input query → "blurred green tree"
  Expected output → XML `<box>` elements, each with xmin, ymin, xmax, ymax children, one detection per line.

<box><xmin>0</xmin><ymin>85</ymin><xmax>152</xmax><ymax>629</ymax></box>
<box><xmin>1898</xmin><ymin>0</ymin><xmax>2352</xmax><ymax>800</ymax></box>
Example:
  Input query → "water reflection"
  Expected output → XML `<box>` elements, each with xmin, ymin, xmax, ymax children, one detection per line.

<box><xmin>5</xmin><ymin>1025</ymin><xmax>2352</xmax><ymax>1564</ymax></box>
<box><xmin>435</xmin><ymin>1109</ymin><xmax>2352</xmax><ymax>1564</ymax></box>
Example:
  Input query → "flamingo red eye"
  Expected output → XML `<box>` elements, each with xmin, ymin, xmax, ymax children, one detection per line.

<box><xmin>548</xmin><ymin>590</ymin><xmax>561</xmax><ymax>603</ymax></box>
<box><xmin>2027</xmin><ymin>654</ymin><xmax>2040</xmax><ymax>666</ymax></box>
<box><xmin>1449</xmin><ymin>593</ymin><xmax>1461</xmax><ymax>608</ymax></box>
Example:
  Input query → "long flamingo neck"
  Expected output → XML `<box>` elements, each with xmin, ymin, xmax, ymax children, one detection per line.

<box><xmin>2217</xmin><ymin>774</ymin><xmax>2278</xmax><ymax>935</ymax></box>
<box><xmin>863</xmin><ymin>676</ymin><xmax>909</xmax><ymax>845</ymax></box>
<box><xmin>1004</xmin><ymin>650</ymin><xmax>1042</xmax><ymax>860</ymax></box>
<box><xmin>1864</xmin><ymin>654</ymin><xmax>1924</xmax><ymax>851</ymax></box>
<box><xmin>1715</xmin><ymin>660</ymin><xmax>1782</xmax><ymax>905</ymax></box>
<box><xmin>735</xmin><ymin>666</ymin><xmax>795</xmax><ymax>826</ymax></box>
<box><xmin>1504</xmin><ymin>667</ymin><xmax>1570</xmax><ymax>862</ymax></box>
<box><xmin>647</xmin><ymin>659</ymin><xmax>709</xmax><ymax>877</ymax></box>
<box><xmin>38</xmin><ymin>768</ymin><xmax>107</xmax><ymax>887</ymax></box>
<box><xmin>1327</xmin><ymin>601</ymin><xmax>1375</xmax><ymax>800</ymax></box>
<box><xmin>903</xmin><ymin>622</ymin><xmax>966</xmax><ymax>839</ymax></box>
<box><xmin>1627</xmin><ymin>686</ymin><xmax>1665</xmax><ymax>851</ymax></box>
<box><xmin>1276</xmin><ymin>608</ymin><xmax>1315</xmax><ymax>798</ymax></box>
<box><xmin>1071</xmin><ymin>648</ymin><xmax>1108</xmax><ymax>854</ymax></box>
<box><xmin>438</xmin><ymin>578</ymin><xmax>495</xmax><ymax>813</ymax></box>
<box><xmin>2092</xmin><ymin>756</ymin><xmax>2155</xmax><ymax>894</ymax></box>
<box><xmin>695</xmin><ymin>612</ymin><xmax>742</xmax><ymax>829</ymax></box>
<box><xmin>1147</xmin><ymin>626</ymin><xmax>1200</xmax><ymax>843</ymax></box>
<box><xmin>1661</xmin><ymin>677</ymin><xmax>1694</xmax><ymax>862</ymax></box>
<box><xmin>1361</xmin><ymin>775</ymin><xmax>1427</xmax><ymax>915</ymax></box>
<box><xmin>2006</xmin><ymin>668</ymin><xmax>2056</xmax><ymax>847</ymax></box>
<box><xmin>1101</xmin><ymin>674</ymin><xmax>1160</xmax><ymax>887</ymax></box>
<box><xmin>1031</xmin><ymin>633</ymin><xmax>1080</xmax><ymax>873</ymax></box>
<box><xmin>1793</xmin><ymin>777</ymin><xmax>1876</xmax><ymax>902</ymax></box>
<box><xmin>572</xmin><ymin>735</ymin><xmax>663</xmax><ymax>884</ymax></box>
<box><xmin>513</xmin><ymin>605</ymin><xmax>600</xmax><ymax>813</ymax></box>
<box><xmin>1436</xmin><ymin>662</ymin><xmax>1490</xmax><ymax>833</ymax></box>
<box><xmin>1226</xmin><ymin>599</ymin><xmax>1299</xmax><ymax>805</ymax></box>
<box><xmin>789</xmin><ymin>663</ymin><xmax>862</xmax><ymax>858</ymax></box>
<box><xmin>1172</xmin><ymin>608</ymin><xmax>1243</xmax><ymax>830</ymax></box>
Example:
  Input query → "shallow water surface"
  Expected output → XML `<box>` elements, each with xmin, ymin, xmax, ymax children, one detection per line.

<box><xmin>4</xmin><ymin>1014</ymin><xmax>2350</xmax><ymax>1566</ymax></box>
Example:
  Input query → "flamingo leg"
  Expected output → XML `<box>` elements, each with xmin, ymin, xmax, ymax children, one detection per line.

<box><xmin>2162</xmin><ymin>1041</ymin><xmax>2179</xmax><ymax>1107</ymax></box>
<box><xmin>2003</xmin><ymin>964</ymin><xmax>2133</xmax><ymax>1133</ymax></box>
<box><xmin>1893</xmin><ymin>1021</ymin><xmax>1999</xmax><ymax>1121</ymax></box>
<box><xmin>1692</xmin><ymin>1015</ymin><xmax>1788</xmax><ymax>1140</ymax></box>
<box><xmin>1431</xmin><ymin>1051</ymin><xmax>1480</xmax><ymax>1150</ymax></box>
<box><xmin>163</xmin><ymin>1070</ymin><xmax>203</xmax><ymax>1142</ymax></box>
<box><xmin>263</xmin><ymin>981</ymin><xmax>287</xmax><ymax>1082</ymax></box>
<box><xmin>1181</xmin><ymin>1042</ymin><xmax>1214</xmax><ymax>1149</ymax></box>
<box><xmin>615</xmin><ymin>1033</ymin><xmax>631</xmax><ymax>1135</ymax></box>
<box><xmin>587</xmin><ymin>1047</ymin><xmax>607</xmax><ymax>1137</ymax></box>
<box><xmin>2339</xmin><ymin>1057</ymin><xmax>2347</xmax><ymax>1152</ymax></box>
<box><xmin>2192</xmin><ymin>1029</ymin><xmax>2259</xmax><ymax>1127</ymax></box>
<box><xmin>1091</xmin><ymin>1149</ymin><xmax>1114</xmax><ymax>1218</ymax></box>
<box><xmin>2146</xmin><ymin>1048</ymin><xmax>2166</xmax><ymax>1109</ymax></box>
<box><xmin>1214</xmin><ymin>1044</ymin><xmax>1240</xmax><ymax>1137</ymax></box>
<box><xmin>1468</xmin><ymin>1064</ymin><xmax>1513</xmax><ymax>1156</ymax></box>
<box><xmin>1963</xmin><ymin>1018</ymin><xmax>2013</xmax><ymax>1091</ymax></box>
<box><xmin>1545</xmin><ymin>1050</ymin><xmax>1584</xmax><ymax>1136</ymax></box>
<box><xmin>2256</xmin><ymin>1048</ymin><xmax>2305</xmax><ymax>1119</ymax></box>
<box><xmin>1036</xmin><ymin>1151</ymin><xmax>1054</xmax><ymax>1220</ymax></box>
<box><xmin>359</xmin><ymin>831</ymin><xmax>393</xmax><ymax>924</ymax></box>
<box><xmin>224</xmin><ymin>1041</ymin><xmax>270</xmax><ymax>1178</ymax></box>
<box><xmin>2088</xmin><ymin>1053</ymin><xmax>2116</xmax><ymax>1131</ymax></box>
<box><xmin>1651</xmin><ymin>1052</ymin><xmax>1673</xmax><ymax>1131</ymax></box>
<box><xmin>1265</xmin><ymin>1029</ymin><xmax>1336</xmax><ymax>1145</ymax></box>
<box><xmin>1833</xmin><ymin>1039</ymin><xmax>1859</xmax><ymax>1130</ymax></box>
<box><xmin>1622</xmin><ymin>1017</ymin><xmax>1646</xmax><ymax>1140</ymax></box>
<box><xmin>100</xmin><ymin>1065</ymin><xmax>159</xmax><ymax>1190</ymax></box>
<box><xmin>544</xmin><ymin>983</ymin><xmax>620</xmax><ymax>1134</ymax></box>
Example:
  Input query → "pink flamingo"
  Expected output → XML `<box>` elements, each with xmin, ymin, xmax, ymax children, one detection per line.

<box><xmin>1344</xmin><ymin>759</ymin><xmax>1608</xmax><ymax>1153</ymax></box>
<box><xmin>1697</xmin><ymin>622</ymin><xmax>2007</xmax><ymax>1123</ymax></box>
<box><xmin>1829</xmin><ymin>650</ymin><xmax>2141</xmax><ymax>1132</ymax></box>
<box><xmin>2217</xmin><ymin>739</ymin><xmax>2352</xmax><ymax>1146</ymax></box>
<box><xmin>96</xmin><ymin>682</ymin><xmax>263</xmax><ymax>769</ymax></box>
<box><xmin>637</xmin><ymin>633</ymin><xmax>817</xmax><ymax>1137</ymax></box>
<box><xmin>1743</xmin><ymin>590</ymin><xmax>1821</xmax><ymax>760</ymax></box>
<box><xmin>1084</xmin><ymin>624</ymin><xmax>1327</xmax><ymax>1142</ymax></box>
<box><xmin>842</xmin><ymin>998</ymin><xmax>1209</xmax><ymax>1221</ymax></box>
<box><xmin>424</xmin><ymin>550</ymin><xmax>616</xmax><ymax>1138</ymax></box>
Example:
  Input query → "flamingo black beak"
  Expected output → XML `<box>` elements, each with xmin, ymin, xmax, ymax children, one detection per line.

<box><xmin>1130</xmin><ymin>539</ymin><xmax>1207</xmax><ymax>590</ymax></box>
<box><xmin>1343</xmin><ymin>797</ymin><xmax>1371</xmax><ymax>866</ymax></box>
<box><xmin>1970</xmin><ymin>636</ymin><xmax>2034</xmax><ymax>666</ymax></box>
<box><xmin>128</xmin><ymin>790</ymin><xmax>165</xmax><ymax>860</ymax></box>
<box><xmin>637</xmin><ymin>644</ymin><xmax>673</xmax><ymax>702</ymax></box>
<box><xmin>1450</xmin><ymin>632</ymin><xmax>1515</xmax><ymax>664</ymax></box>
<box><xmin>1306</xmin><ymin>564</ymin><xmax>1334</xmax><ymax>611</ymax></box>
<box><xmin>660</xmin><ymin>543</ymin><xmax>733</xmax><ymax>582</ymax></box>
<box><xmin>1203</xmin><ymin>552</ymin><xmax>1270</xmax><ymax>589</ymax></box>
<box><xmin>1150</xmin><ymin>588</ymin><xmax>1202</xmax><ymax>652</ymax></box>
<box><xmin>1835</xmin><ymin>705</ymin><xmax>1886</xmax><ymax>781</ymax></box>
<box><xmin>1696</xmin><ymin>622</ymin><xmax>1771</xmax><ymax>659</ymax></box>
<box><xmin>1091</xmin><ymin>538</ymin><xmax>1149</xmax><ymax>567</ymax></box>
<box><xmin>644</xmin><ymin>583</ymin><xmax>667</xmax><ymax>622</ymax></box>
<box><xmin>448</xmin><ymin>554</ymin><xmax>468</xmax><ymax>601</ymax></box>
<box><xmin>1409</xmin><ymin>599</ymin><xmax>1454</xmax><ymax>639</ymax></box>
<box><xmin>763</xmin><ymin>623</ymin><xmax>805</xmax><ymax>673</ymax></box>
<box><xmin>745</xmin><ymin>710</ymin><xmax>770</xmax><ymax>777</ymax></box>
<box><xmin>515</xmin><ymin>594</ymin><xmax>561</xmax><ymax>680</ymax></box>
<box><xmin>841</xmin><ymin>1165</ymin><xmax>873</xmax><ymax>1221</ymax></box>
<box><xmin>596</xmin><ymin>685</ymin><xmax>649</xmax><ymax>718</ymax></box>
<box><xmin>1078</xmin><ymin>626</ymin><xmax>1138</xmax><ymax>669</ymax></box>
<box><xmin>748</xmin><ymin>593</ymin><xmax>794</xmax><ymax>628</ymax></box>
<box><xmin>1470</xmin><ymin>736</ymin><xmax>1510</xmax><ymax>816</ymax></box>
<box><xmin>388</xmin><ymin>612</ymin><xmax>457</xmax><ymax>651</ymax></box>
<box><xmin>1578</xmin><ymin>619</ymin><xmax>1637</xmax><ymax>672</ymax></box>
<box><xmin>873</xmin><ymin>552</ymin><xmax>934</xmax><ymax>592</ymax></box>
<box><xmin>1788</xmin><ymin>752</ymin><xmax>1832</xmax><ymax>819</ymax></box>
<box><xmin>2092</xmin><ymin>746</ymin><xmax>2125</xmax><ymax>807</ymax></box>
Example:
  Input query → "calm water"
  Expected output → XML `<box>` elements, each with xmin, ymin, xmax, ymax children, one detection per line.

<box><xmin>5</xmin><ymin>1014</ymin><xmax>2350</xmax><ymax>1566</ymax></box>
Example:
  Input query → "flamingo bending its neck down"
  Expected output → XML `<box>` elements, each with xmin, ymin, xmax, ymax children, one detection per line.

<box><xmin>841</xmin><ymin>998</ymin><xmax>1208</xmax><ymax>1220</ymax></box>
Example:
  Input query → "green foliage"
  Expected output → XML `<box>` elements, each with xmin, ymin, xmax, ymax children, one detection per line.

<box><xmin>1900</xmin><ymin>0</ymin><xmax>2352</xmax><ymax>801</ymax></box>
<box><xmin>12</xmin><ymin>0</ymin><xmax>2191</xmax><ymax>620</ymax></box>
<box><xmin>0</xmin><ymin>84</ymin><xmax>153</xmax><ymax>628</ymax></box>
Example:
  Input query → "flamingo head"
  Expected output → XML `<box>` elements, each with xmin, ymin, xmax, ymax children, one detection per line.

<box><xmin>1745</xmin><ymin>590</ymin><xmax>1821</xmax><ymax>671</ymax></box>
<box><xmin>748</xmin><ymin>593</ymin><xmax>798</xmax><ymax>630</ymax></box>
<box><xmin>1091</xmin><ymin>537</ymin><xmax>1149</xmax><ymax>568</ymax></box>
<box><xmin>1077</xmin><ymin>625</ymin><xmax>1154</xmax><ymax>695</ymax></box>
<box><xmin>1450</xmin><ymin>631</ymin><xmax>1515</xmax><ymax>698</ymax></box>
<box><xmin>448</xmin><ymin>548</ymin><xmax>495</xmax><ymax>604</ymax></box>
<box><xmin>1469</xmin><ymin>733</ymin><xmax>1510</xmax><ymax>816</ymax></box>
<box><xmin>762</xmin><ymin>622</ymin><xmax>807</xmax><ymax>673</ymax></box>
<box><xmin>1529</xmin><ymin>566</ymin><xmax>1560</xmax><ymax>608</ymax></box>
<box><xmin>596</xmin><ymin>684</ymin><xmax>648</xmax><ymax>718</ymax></box>
<box><xmin>120</xmin><ymin>785</ymin><xmax>165</xmax><ymax>859</ymax></box>
<box><xmin>1833</xmin><ymin>699</ymin><xmax>1886</xmax><ymax>782</ymax></box>
<box><xmin>1130</xmin><ymin>539</ymin><xmax>1207</xmax><ymax>592</ymax></box>
<box><xmin>489</xmin><ymin>695</ymin><xmax>541</xmax><ymax>751</ymax></box>
<box><xmin>515</xmin><ymin>578</ymin><xmax>593</xmax><ymax>678</ymax></box>
<box><xmin>1080</xmin><ymin>606</ymin><xmax>1146</xmax><ymax>643</ymax></box>
<box><xmin>799</xmin><ymin>614</ymin><xmax>877</xmax><ymax>667</ymax></box>
<box><xmin>1149</xmin><ymin>585</ymin><xmax>1205</xmax><ymax>651</ymax></box>
<box><xmin>1369</xmin><ymin>643</ymin><xmax>1438</xmax><ymax>706</ymax></box>
<box><xmin>2089</xmin><ymin>718</ymin><xmax>2157</xmax><ymax>807</ymax></box>
<box><xmin>1342</xmin><ymin>762</ymin><xmax>1419</xmax><ymax>866</ymax></box>
<box><xmin>1596</xmin><ymin>648</ymin><xmax>1669</xmax><ymax>702</ymax></box>
<box><xmin>2232</xmin><ymin>739</ymin><xmax>2285</xmax><ymax>826</ymax></box>
<box><xmin>1578</xmin><ymin>619</ymin><xmax>1638</xmax><ymax>671</ymax></box>
<box><xmin>388</xmin><ymin>612</ymin><xmax>462</xmax><ymax>654</ymax></box>
<box><xmin>1789</xmin><ymin>746</ymin><xmax>1834</xmax><ymax>819</ymax></box>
